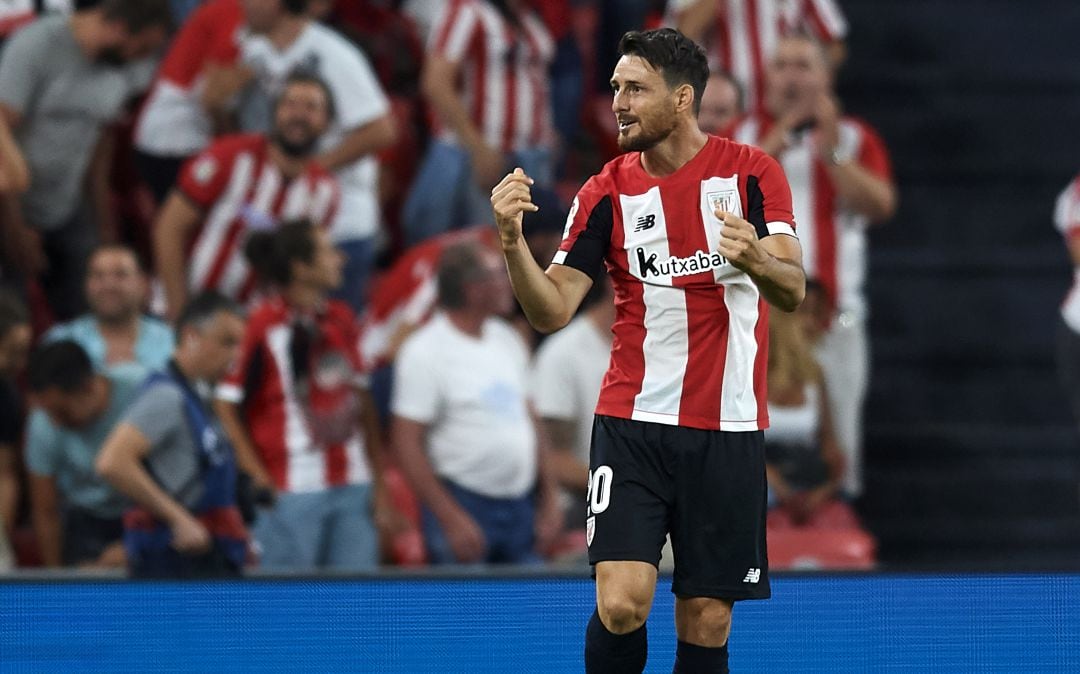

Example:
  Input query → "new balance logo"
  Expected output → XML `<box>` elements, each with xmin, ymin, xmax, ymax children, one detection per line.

<box><xmin>635</xmin><ymin>247</ymin><xmax>728</xmax><ymax>279</ymax></box>
<box><xmin>633</xmin><ymin>214</ymin><xmax>656</xmax><ymax>232</ymax></box>
<box><xmin>743</xmin><ymin>568</ymin><xmax>761</xmax><ymax>584</ymax></box>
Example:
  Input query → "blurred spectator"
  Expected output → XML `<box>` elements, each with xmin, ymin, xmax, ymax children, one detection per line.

<box><xmin>133</xmin><ymin>0</ymin><xmax>246</xmax><ymax>205</ymax></box>
<box><xmin>0</xmin><ymin>0</ymin><xmax>73</xmax><ymax>43</ymax></box>
<box><xmin>730</xmin><ymin>34</ymin><xmax>897</xmax><ymax>495</ymax></box>
<box><xmin>0</xmin><ymin>0</ymin><xmax>171</xmax><ymax>320</ymax></box>
<box><xmin>764</xmin><ymin>287</ymin><xmax>847</xmax><ymax>526</ymax></box>
<box><xmin>669</xmin><ymin>0</ymin><xmax>847</xmax><ymax>113</ymax></box>
<box><xmin>1054</xmin><ymin>175</ymin><xmax>1080</xmax><ymax>426</ymax></box>
<box><xmin>45</xmin><ymin>244</ymin><xmax>173</xmax><ymax>372</ymax></box>
<box><xmin>698</xmin><ymin>69</ymin><xmax>744</xmax><ymax>135</ymax></box>
<box><xmin>215</xmin><ymin>220</ymin><xmax>397</xmax><ymax>571</ymax></box>
<box><xmin>391</xmin><ymin>241</ymin><xmax>562</xmax><ymax>564</ymax></box>
<box><xmin>154</xmin><ymin>73</ymin><xmax>340</xmax><ymax>321</ymax></box>
<box><xmin>233</xmin><ymin>0</ymin><xmax>397</xmax><ymax>313</ymax></box>
<box><xmin>0</xmin><ymin>113</ymin><xmax>29</xmax><ymax>195</ymax></box>
<box><xmin>531</xmin><ymin>278</ymin><xmax>614</xmax><ymax>522</ymax></box>
<box><xmin>0</xmin><ymin>289</ymin><xmax>32</xmax><ymax>571</ymax></box>
<box><xmin>402</xmin><ymin>0</ymin><xmax>555</xmax><ymax>245</ymax></box>
<box><xmin>24</xmin><ymin>341</ymin><xmax>143</xmax><ymax>568</ymax></box>
<box><xmin>97</xmin><ymin>292</ymin><xmax>249</xmax><ymax>578</ymax></box>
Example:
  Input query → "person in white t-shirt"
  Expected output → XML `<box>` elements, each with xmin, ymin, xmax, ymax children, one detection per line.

<box><xmin>531</xmin><ymin>277</ymin><xmax>613</xmax><ymax>522</ymax></box>
<box><xmin>235</xmin><ymin>0</ymin><xmax>397</xmax><ymax>312</ymax></box>
<box><xmin>391</xmin><ymin>241</ymin><xmax>562</xmax><ymax>564</ymax></box>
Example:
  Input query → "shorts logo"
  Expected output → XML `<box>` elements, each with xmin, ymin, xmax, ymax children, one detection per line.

<box><xmin>707</xmin><ymin>190</ymin><xmax>739</xmax><ymax>215</ymax></box>
<box><xmin>633</xmin><ymin>213</ymin><xmax>656</xmax><ymax>232</ymax></box>
<box><xmin>586</xmin><ymin>516</ymin><xmax>596</xmax><ymax>547</ymax></box>
<box><xmin>743</xmin><ymin>568</ymin><xmax>761</xmax><ymax>584</ymax></box>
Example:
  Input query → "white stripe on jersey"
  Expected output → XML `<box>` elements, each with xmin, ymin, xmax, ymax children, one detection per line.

<box><xmin>699</xmin><ymin>175</ymin><xmax>743</xmax><ymax>283</ymax></box>
<box><xmin>266</xmin><ymin>324</ymin><xmax>327</xmax><ymax>493</ymax></box>
<box><xmin>720</xmin><ymin>280</ymin><xmax>762</xmax><ymax>430</ymax></box>
<box><xmin>727</xmin><ymin>0</ymin><xmax>756</xmax><ymax>111</ymax></box>
<box><xmin>218</xmin><ymin>165</ymin><xmax>283</xmax><ymax>297</ymax></box>
<box><xmin>190</xmin><ymin>152</ymin><xmax>255</xmax><ymax>290</ymax></box>
<box><xmin>620</xmin><ymin>188</ymin><xmax>690</xmax><ymax>420</ymax></box>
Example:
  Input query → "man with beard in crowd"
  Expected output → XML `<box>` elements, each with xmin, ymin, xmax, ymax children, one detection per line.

<box><xmin>154</xmin><ymin>72</ymin><xmax>341</xmax><ymax>320</ymax></box>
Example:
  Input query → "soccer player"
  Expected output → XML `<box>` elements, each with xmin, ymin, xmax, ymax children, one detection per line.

<box><xmin>491</xmin><ymin>28</ymin><xmax>805</xmax><ymax>673</ymax></box>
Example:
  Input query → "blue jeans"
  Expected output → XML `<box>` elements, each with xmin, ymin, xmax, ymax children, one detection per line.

<box><xmin>422</xmin><ymin>481</ymin><xmax>539</xmax><ymax>565</ymax></box>
<box><xmin>330</xmin><ymin>237</ymin><xmax>376</xmax><ymax>315</ymax></box>
<box><xmin>252</xmin><ymin>484</ymin><xmax>377</xmax><ymax>572</ymax></box>
<box><xmin>401</xmin><ymin>140</ymin><xmax>553</xmax><ymax>247</ymax></box>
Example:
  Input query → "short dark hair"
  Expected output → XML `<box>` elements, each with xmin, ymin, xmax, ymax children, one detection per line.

<box><xmin>276</xmin><ymin>71</ymin><xmax>337</xmax><ymax>121</ymax></box>
<box><xmin>27</xmin><ymin>341</ymin><xmax>95</xmax><ymax>394</ymax></box>
<box><xmin>0</xmin><ymin>287</ymin><xmax>29</xmax><ymax>342</ymax></box>
<box><xmin>243</xmin><ymin>219</ymin><xmax>318</xmax><ymax>286</ymax></box>
<box><xmin>437</xmin><ymin>242</ymin><xmax>487</xmax><ymax>310</ymax></box>
<box><xmin>617</xmin><ymin>28</ymin><xmax>710</xmax><ymax>114</ymax></box>
<box><xmin>99</xmin><ymin>0</ymin><xmax>173</xmax><ymax>33</ymax></box>
<box><xmin>283</xmin><ymin>0</ymin><xmax>309</xmax><ymax>16</ymax></box>
<box><xmin>175</xmin><ymin>291</ymin><xmax>244</xmax><ymax>343</ymax></box>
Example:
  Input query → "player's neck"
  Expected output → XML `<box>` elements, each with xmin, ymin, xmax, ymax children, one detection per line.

<box><xmin>639</xmin><ymin>123</ymin><xmax>709</xmax><ymax>179</ymax></box>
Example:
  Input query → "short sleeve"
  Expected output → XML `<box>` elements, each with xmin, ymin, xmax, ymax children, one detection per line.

<box><xmin>798</xmin><ymin>0</ymin><xmax>848</xmax><ymax>41</ymax></box>
<box><xmin>856</xmin><ymin>123</ymin><xmax>893</xmax><ymax>182</ymax></box>
<box><xmin>320</xmin><ymin>37</ymin><xmax>390</xmax><ymax>131</ymax></box>
<box><xmin>176</xmin><ymin>142</ymin><xmax>234</xmax><ymax>209</ymax></box>
<box><xmin>390</xmin><ymin>334</ymin><xmax>440</xmax><ymax>424</ymax></box>
<box><xmin>1055</xmin><ymin>177</ymin><xmax>1080</xmax><ymax>236</ymax></box>
<box><xmin>531</xmin><ymin>340</ymin><xmax>578</xmax><ymax>421</ymax></box>
<box><xmin>551</xmin><ymin>179</ymin><xmax>613</xmax><ymax>280</ymax></box>
<box><xmin>24</xmin><ymin>410</ymin><xmax>59</xmax><ymax>477</ymax></box>
<box><xmin>430</xmin><ymin>1</ymin><xmax>479</xmax><ymax>62</ymax></box>
<box><xmin>746</xmin><ymin>152</ymin><xmax>796</xmax><ymax>238</ymax></box>
<box><xmin>123</xmin><ymin>384</ymin><xmax>186</xmax><ymax>450</ymax></box>
<box><xmin>0</xmin><ymin>23</ymin><xmax>45</xmax><ymax>114</ymax></box>
<box><xmin>217</xmin><ymin>313</ymin><xmax>267</xmax><ymax>404</ymax></box>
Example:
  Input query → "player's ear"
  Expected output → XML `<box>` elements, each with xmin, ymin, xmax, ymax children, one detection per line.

<box><xmin>674</xmin><ymin>83</ymin><xmax>695</xmax><ymax>115</ymax></box>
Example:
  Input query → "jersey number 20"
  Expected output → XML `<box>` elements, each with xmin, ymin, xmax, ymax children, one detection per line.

<box><xmin>588</xmin><ymin>466</ymin><xmax>613</xmax><ymax>514</ymax></box>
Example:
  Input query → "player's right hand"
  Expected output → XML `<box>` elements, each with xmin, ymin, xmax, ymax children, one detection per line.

<box><xmin>171</xmin><ymin>512</ymin><xmax>212</xmax><ymax>556</ymax></box>
<box><xmin>490</xmin><ymin>168</ymin><xmax>539</xmax><ymax>251</ymax></box>
<box><xmin>441</xmin><ymin>506</ymin><xmax>488</xmax><ymax>563</ymax></box>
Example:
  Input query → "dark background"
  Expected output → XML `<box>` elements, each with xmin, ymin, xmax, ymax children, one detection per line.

<box><xmin>838</xmin><ymin>0</ymin><xmax>1080</xmax><ymax>567</ymax></box>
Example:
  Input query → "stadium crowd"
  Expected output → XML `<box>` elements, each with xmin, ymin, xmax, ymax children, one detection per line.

<box><xmin>0</xmin><ymin>0</ymin><xmax>896</xmax><ymax>575</ymax></box>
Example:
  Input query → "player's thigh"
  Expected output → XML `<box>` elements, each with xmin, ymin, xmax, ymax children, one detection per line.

<box><xmin>669</xmin><ymin>429</ymin><xmax>770</xmax><ymax>601</ymax></box>
<box><xmin>587</xmin><ymin>416</ymin><xmax>671</xmax><ymax>569</ymax></box>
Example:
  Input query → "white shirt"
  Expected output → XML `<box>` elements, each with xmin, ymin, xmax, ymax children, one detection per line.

<box><xmin>766</xmin><ymin>384</ymin><xmax>820</xmax><ymax>448</ymax></box>
<box><xmin>238</xmin><ymin>22</ymin><xmax>390</xmax><ymax>241</ymax></box>
<box><xmin>531</xmin><ymin>314</ymin><xmax>610</xmax><ymax>466</ymax></box>
<box><xmin>1055</xmin><ymin>176</ymin><xmax>1080</xmax><ymax>333</ymax></box>
<box><xmin>392</xmin><ymin>313</ymin><xmax>537</xmax><ymax>499</ymax></box>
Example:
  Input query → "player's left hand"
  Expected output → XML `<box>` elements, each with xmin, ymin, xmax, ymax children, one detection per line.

<box><xmin>716</xmin><ymin>210</ymin><xmax>770</xmax><ymax>276</ymax></box>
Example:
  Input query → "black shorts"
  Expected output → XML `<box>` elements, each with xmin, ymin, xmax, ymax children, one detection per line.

<box><xmin>586</xmin><ymin>415</ymin><xmax>770</xmax><ymax>601</ymax></box>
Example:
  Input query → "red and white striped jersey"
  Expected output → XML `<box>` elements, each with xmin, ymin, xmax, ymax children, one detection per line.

<box><xmin>176</xmin><ymin>134</ymin><xmax>340</xmax><ymax>303</ymax></box>
<box><xmin>668</xmin><ymin>0</ymin><xmax>847</xmax><ymax>113</ymax></box>
<box><xmin>731</xmin><ymin>113</ymin><xmax>891</xmax><ymax>318</ymax></box>
<box><xmin>429</xmin><ymin>0</ymin><xmax>555</xmax><ymax>152</ymax></box>
<box><xmin>554</xmin><ymin>135</ymin><xmax>796</xmax><ymax>431</ymax></box>
<box><xmin>134</xmin><ymin>0</ymin><xmax>243</xmax><ymax>156</ymax></box>
<box><xmin>218</xmin><ymin>297</ymin><xmax>372</xmax><ymax>493</ymax></box>
<box><xmin>1055</xmin><ymin>175</ymin><xmax>1080</xmax><ymax>332</ymax></box>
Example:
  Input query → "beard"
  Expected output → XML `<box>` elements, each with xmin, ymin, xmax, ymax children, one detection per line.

<box><xmin>616</xmin><ymin>116</ymin><xmax>677</xmax><ymax>153</ymax></box>
<box><xmin>272</xmin><ymin>128</ymin><xmax>318</xmax><ymax>158</ymax></box>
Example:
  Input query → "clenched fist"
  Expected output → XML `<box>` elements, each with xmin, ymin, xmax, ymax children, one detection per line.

<box><xmin>490</xmin><ymin>168</ymin><xmax>539</xmax><ymax>250</ymax></box>
<box><xmin>716</xmin><ymin>209</ymin><xmax>770</xmax><ymax>276</ymax></box>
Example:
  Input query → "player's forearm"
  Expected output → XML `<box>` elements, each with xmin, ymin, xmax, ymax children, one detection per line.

<box><xmin>503</xmin><ymin>238</ymin><xmax>575</xmax><ymax>333</ymax></box>
<box><xmin>317</xmin><ymin>116</ymin><xmax>397</xmax><ymax>173</ymax></box>
<box><xmin>747</xmin><ymin>254</ymin><xmax>805</xmax><ymax>312</ymax></box>
<box><xmin>825</xmin><ymin>161</ymin><xmax>896</xmax><ymax>223</ymax></box>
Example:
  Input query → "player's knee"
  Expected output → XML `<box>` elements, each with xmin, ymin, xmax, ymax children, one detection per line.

<box><xmin>597</xmin><ymin>592</ymin><xmax>649</xmax><ymax>634</ymax></box>
<box><xmin>682</xmin><ymin>598</ymin><xmax>733</xmax><ymax>642</ymax></box>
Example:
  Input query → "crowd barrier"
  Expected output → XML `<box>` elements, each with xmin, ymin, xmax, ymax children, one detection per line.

<box><xmin>2</xmin><ymin>570</ymin><xmax>1078</xmax><ymax>672</ymax></box>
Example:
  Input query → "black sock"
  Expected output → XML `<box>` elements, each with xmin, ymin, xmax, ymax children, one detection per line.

<box><xmin>584</xmin><ymin>608</ymin><xmax>648</xmax><ymax>674</ymax></box>
<box><xmin>673</xmin><ymin>640</ymin><xmax>729</xmax><ymax>674</ymax></box>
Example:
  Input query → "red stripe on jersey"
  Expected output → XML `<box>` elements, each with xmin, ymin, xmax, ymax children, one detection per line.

<box><xmin>325</xmin><ymin>441</ymin><xmax>347</xmax><ymax>487</ymax></box>
<box><xmin>802</xmin><ymin>0</ymin><xmax>833</xmax><ymax>42</ymax></box>
<box><xmin>681</xmin><ymin>285</ymin><xmax>730</xmax><ymax>426</ymax></box>
<box><xmin>502</xmin><ymin>23</ymin><xmax>518</xmax><ymax>152</ymax></box>
<box><xmin>812</xmin><ymin>159</ymin><xmax>839</xmax><ymax>311</ymax></box>
<box><xmin>745</xmin><ymin>0</ymin><xmax>768</xmax><ymax>114</ymax></box>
